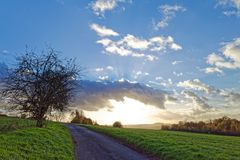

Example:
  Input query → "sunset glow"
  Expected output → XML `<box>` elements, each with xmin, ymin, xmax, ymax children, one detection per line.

<box><xmin>85</xmin><ymin>97</ymin><xmax>161</xmax><ymax>125</ymax></box>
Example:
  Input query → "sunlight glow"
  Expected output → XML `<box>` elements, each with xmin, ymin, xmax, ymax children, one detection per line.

<box><xmin>84</xmin><ymin>96</ymin><xmax>161</xmax><ymax>125</ymax></box>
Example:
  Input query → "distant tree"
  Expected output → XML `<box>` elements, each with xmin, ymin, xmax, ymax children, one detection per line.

<box><xmin>161</xmin><ymin>116</ymin><xmax>240</xmax><ymax>136</ymax></box>
<box><xmin>93</xmin><ymin>121</ymin><xmax>99</xmax><ymax>126</ymax></box>
<box><xmin>48</xmin><ymin>111</ymin><xmax>65</xmax><ymax>122</ymax></box>
<box><xmin>113</xmin><ymin>121</ymin><xmax>123</xmax><ymax>128</ymax></box>
<box><xmin>71</xmin><ymin>110</ymin><xmax>94</xmax><ymax>125</ymax></box>
<box><xmin>1</xmin><ymin>47</ymin><xmax>80</xmax><ymax>127</ymax></box>
<box><xmin>71</xmin><ymin>110</ymin><xmax>84</xmax><ymax>123</ymax></box>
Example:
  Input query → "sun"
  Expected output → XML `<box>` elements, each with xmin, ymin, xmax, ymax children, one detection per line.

<box><xmin>84</xmin><ymin>96</ymin><xmax>161</xmax><ymax>125</ymax></box>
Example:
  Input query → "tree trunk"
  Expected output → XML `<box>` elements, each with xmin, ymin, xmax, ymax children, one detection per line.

<box><xmin>36</xmin><ymin>118</ymin><xmax>44</xmax><ymax>127</ymax></box>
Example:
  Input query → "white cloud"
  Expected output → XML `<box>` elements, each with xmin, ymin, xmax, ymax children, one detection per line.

<box><xmin>96</xmin><ymin>33</ymin><xmax>182</xmax><ymax>61</ymax></box>
<box><xmin>91</xmin><ymin>0</ymin><xmax>130</xmax><ymax>17</ymax></box>
<box><xmin>118</xmin><ymin>78</ymin><xmax>137</xmax><ymax>83</ymax></box>
<box><xmin>106</xmin><ymin>66</ymin><xmax>114</xmax><ymax>70</ymax></box>
<box><xmin>133</xmin><ymin>71</ymin><xmax>149</xmax><ymax>79</ymax></box>
<box><xmin>155</xmin><ymin>76</ymin><xmax>163</xmax><ymax>80</ymax></box>
<box><xmin>177</xmin><ymin>79</ymin><xmax>215</xmax><ymax>94</ymax></box>
<box><xmin>173</xmin><ymin>71</ymin><xmax>183</xmax><ymax>77</ymax></box>
<box><xmin>98</xmin><ymin>75</ymin><xmax>109</xmax><ymax>80</ymax></box>
<box><xmin>216</xmin><ymin>0</ymin><xmax>240</xmax><ymax>16</ymax></box>
<box><xmin>146</xmin><ymin>55</ymin><xmax>158</xmax><ymax>61</ymax></box>
<box><xmin>154</xmin><ymin>4</ymin><xmax>186</xmax><ymax>30</ymax></box>
<box><xmin>90</xmin><ymin>23</ymin><xmax>119</xmax><ymax>37</ymax></box>
<box><xmin>178</xmin><ymin>79</ymin><xmax>240</xmax><ymax>110</ymax></box>
<box><xmin>203</xmin><ymin>67</ymin><xmax>223</xmax><ymax>74</ymax></box>
<box><xmin>183</xmin><ymin>91</ymin><xmax>211</xmax><ymax>113</ymax></box>
<box><xmin>95</xmin><ymin>66</ymin><xmax>114</xmax><ymax>72</ymax></box>
<box><xmin>168</xmin><ymin>78</ymin><xmax>173</xmax><ymax>85</ymax></box>
<box><xmin>90</xmin><ymin>22</ymin><xmax>182</xmax><ymax>61</ymax></box>
<box><xmin>96</xmin><ymin>38</ymin><xmax>113</xmax><ymax>46</ymax></box>
<box><xmin>121</xmin><ymin>34</ymin><xmax>150</xmax><ymax>50</ymax></box>
<box><xmin>205</xmin><ymin>38</ymin><xmax>240</xmax><ymax>72</ymax></box>
<box><xmin>149</xmin><ymin>36</ymin><xmax>182</xmax><ymax>51</ymax></box>
<box><xmin>152</xmin><ymin>77</ymin><xmax>174</xmax><ymax>87</ymax></box>
<box><xmin>95</xmin><ymin>67</ymin><xmax>104</xmax><ymax>72</ymax></box>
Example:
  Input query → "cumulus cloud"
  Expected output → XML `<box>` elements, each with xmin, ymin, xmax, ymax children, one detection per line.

<box><xmin>73</xmin><ymin>80</ymin><xmax>169</xmax><ymax>111</ymax></box>
<box><xmin>95</xmin><ymin>34</ymin><xmax>182</xmax><ymax>61</ymax></box>
<box><xmin>153</xmin><ymin>4</ymin><xmax>186</xmax><ymax>30</ymax></box>
<box><xmin>177</xmin><ymin>79</ymin><xmax>215</xmax><ymax>94</ymax></box>
<box><xmin>205</xmin><ymin>38</ymin><xmax>240</xmax><ymax>73</ymax></box>
<box><xmin>90</xmin><ymin>22</ymin><xmax>182</xmax><ymax>61</ymax></box>
<box><xmin>149</xmin><ymin>36</ymin><xmax>182</xmax><ymax>51</ymax></box>
<box><xmin>219</xmin><ymin>89</ymin><xmax>240</xmax><ymax>104</ymax></box>
<box><xmin>216</xmin><ymin>0</ymin><xmax>240</xmax><ymax>16</ymax></box>
<box><xmin>90</xmin><ymin>23</ymin><xmax>119</xmax><ymax>37</ymax></box>
<box><xmin>182</xmin><ymin>91</ymin><xmax>211</xmax><ymax>114</ymax></box>
<box><xmin>177</xmin><ymin>78</ymin><xmax>240</xmax><ymax>111</ymax></box>
<box><xmin>90</xmin><ymin>0</ymin><xmax>130</xmax><ymax>17</ymax></box>
<box><xmin>178</xmin><ymin>78</ymin><xmax>240</xmax><ymax>100</ymax></box>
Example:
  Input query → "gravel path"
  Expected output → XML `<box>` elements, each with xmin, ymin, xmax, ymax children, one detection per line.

<box><xmin>67</xmin><ymin>124</ymin><xmax>150</xmax><ymax>160</ymax></box>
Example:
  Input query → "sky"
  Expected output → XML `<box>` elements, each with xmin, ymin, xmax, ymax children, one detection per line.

<box><xmin>0</xmin><ymin>0</ymin><xmax>240</xmax><ymax>125</ymax></box>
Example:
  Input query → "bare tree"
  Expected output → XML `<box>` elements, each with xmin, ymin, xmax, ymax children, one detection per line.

<box><xmin>1</xmin><ymin>47</ymin><xmax>81</xmax><ymax>127</ymax></box>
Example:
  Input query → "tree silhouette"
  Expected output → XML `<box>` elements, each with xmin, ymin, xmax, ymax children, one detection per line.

<box><xmin>1</xmin><ymin>47</ymin><xmax>80</xmax><ymax>127</ymax></box>
<box><xmin>71</xmin><ymin>110</ymin><xmax>94</xmax><ymax>125</ymax></box>
<box><xmin>161</xmin><ymin>116</ymin><xmax>240</xmax><ymax>136</ymax></box>
<box><xmin>113</xmin><ymin>121</ymin><xmax>123</xmax><ymax>128</ymax></box>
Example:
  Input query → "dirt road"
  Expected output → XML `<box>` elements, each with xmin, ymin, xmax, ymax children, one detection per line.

<box><xmin>67</xmin><ymin>124</ymin><xmax>150</xmax><ymax>160</ymax></box>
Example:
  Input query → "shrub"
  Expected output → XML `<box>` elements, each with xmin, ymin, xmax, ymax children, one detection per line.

<box><xmin>113</xmin><ymin>121</ymin><xmax>123</xmax><ymax>128</ymax></box>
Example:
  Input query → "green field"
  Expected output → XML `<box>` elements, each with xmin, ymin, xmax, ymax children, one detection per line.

<box><xmin>0</xmin><ymin>116</ymin><xmax>74</xmax><ymax>160</ymax></box>
<box><xmin>0</xmin><ymin>116</ymin><xmax>36</xmax><ymax>133</ymax></box>
<box><xmin>85</xmin><ymin>125</ymin><xmax>240</xmax><ymax>160</ymax></box>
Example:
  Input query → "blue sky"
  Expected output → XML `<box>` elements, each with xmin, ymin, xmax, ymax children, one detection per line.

<box><xmin>0</xmin><ymin>0</ymin><xmax>240</xmax><ymax>124</ymax></box>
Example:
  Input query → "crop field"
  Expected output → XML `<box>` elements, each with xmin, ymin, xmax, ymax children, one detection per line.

<box><xmin>0</xmin><ymin>116</ymin><xmax>74</xmax><ymax>160</ymax></box>
<box><xmin>85</xmin><ymin>125</ymin><xmax>240</xmax><ymax>160</ymax></box>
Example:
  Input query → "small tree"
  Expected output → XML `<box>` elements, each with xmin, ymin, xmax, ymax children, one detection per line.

<box><xmin>113</xmin><ymin>121</ymin><xmax>123</xmax><ymax>128</ymax></box>
<box><xmin>1</xmin><ymin>47</ymin><xmax>80</xmax><ymax>127</ymax></box>
<box><xmin>71</xmin><ymin>110</ymin><xmax>94</xmax><ymax>125</ymax></box>
<box><xmin>71</xmin><ymin>110</ymin><xmax>84</xmax><ymax>123</ymax></box>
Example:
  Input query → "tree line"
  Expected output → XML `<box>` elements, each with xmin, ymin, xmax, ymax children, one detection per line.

<box><xmin>161</xmin><ymin>116</ymin><xmax>240</xmax><ymax>136</ymax></box>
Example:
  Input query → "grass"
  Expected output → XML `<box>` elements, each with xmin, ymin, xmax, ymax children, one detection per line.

<box><xmin>85</xmin><ymin>125</ymin><xmax>240</xmax><ymax>160</ymax></box>
<box><xmin>0</xmin><ymin>115</ymin><xmax>36</xmax><ymax>132</ymax></box>
<box><xmin>0</xmin><ymin>116</ymin><xmax>74</xmax><ymax>160</ymax></box>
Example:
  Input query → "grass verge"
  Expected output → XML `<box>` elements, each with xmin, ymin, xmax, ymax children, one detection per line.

<box><xmin>0</xmin><ymin>116</ymin><xmax>74</xmax><ymax>160</ymax></box>
<box><xmin>0</xmin><ymin>115</ymin><xmax>36</xmax><ymax>132</ymax></box>
<box><xmin>85</xmin><ymin>125</ymin><xmax>240</xmax><ymax>160</ymax></box>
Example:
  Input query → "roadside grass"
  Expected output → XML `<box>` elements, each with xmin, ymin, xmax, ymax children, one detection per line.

<box><xmin>0</xmin><ymin>115</ymin><xmax>36</xmax><ymax>132</ymax></box>
<box><xmin>0</xmin><ymin>116</ymin><xmax>74</xmax><ymax>160</ymax></box>
<box><xmin>85</xmin><ymin>125</ymin><xmax>240</xmax><ymax>160</ymax></box>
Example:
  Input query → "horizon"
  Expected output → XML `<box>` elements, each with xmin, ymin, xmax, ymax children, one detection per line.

<box><xmin>1</xmin><ymin>0</ymin><xmax>240</xmax><ymax>125</ymax></box>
